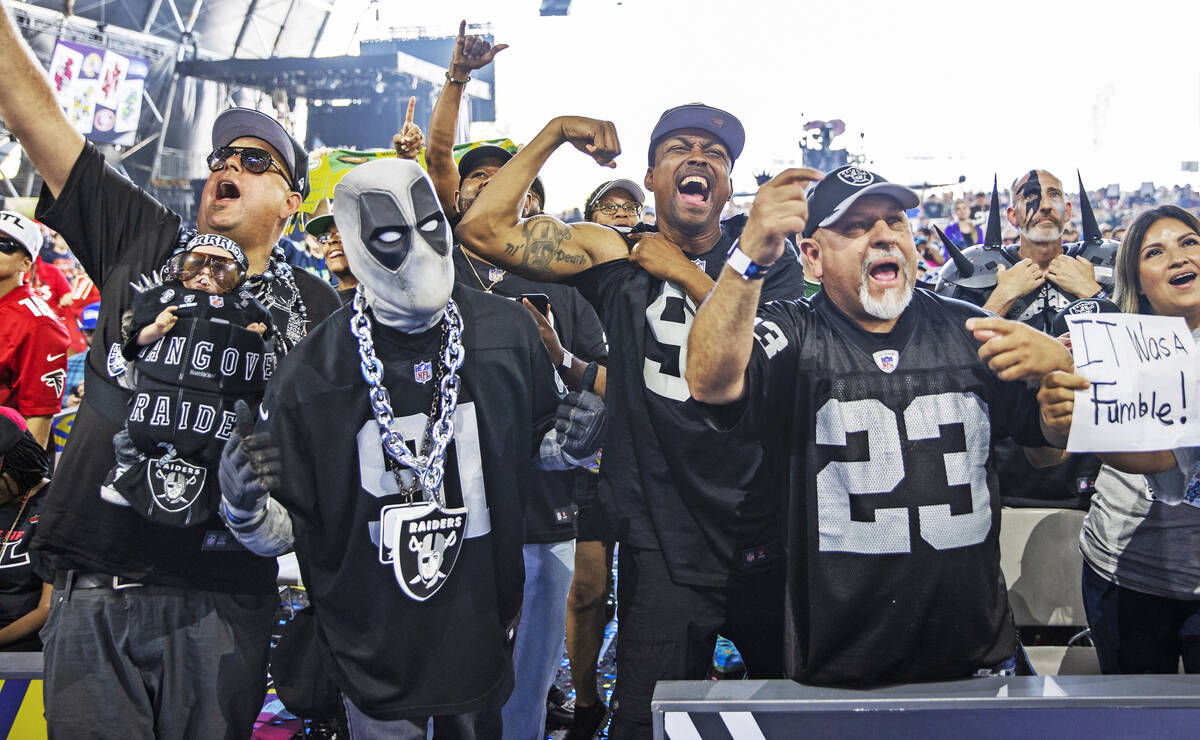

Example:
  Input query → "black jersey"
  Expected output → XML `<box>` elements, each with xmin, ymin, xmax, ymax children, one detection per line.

<box><xmin>940</xmin><ymin>248</ymin><xmax>1104</xmax><ymax>510</ymax></box>
<box><xmin>29</xmin><ymin>142</ymin><xmax>340</xmax><ymax>593</ymax></box>
<box><xmin>454</xmin><ymin>247</ymin><xmax>607</xmax><ymax>544</ymax></box>
<box><xmin>727</xmin><ymin>289</ymin><xmax>1046</xmax><ymax>685</ymax></box>
<box><xmin>264</xmin><ymin>285</ymin><xmax>562</xmax><ymax>719</ymax></box>
<box><xmin>567</xmin><ymin>220</ymin><xmax>806</xmax><ymax>587</ymax></box>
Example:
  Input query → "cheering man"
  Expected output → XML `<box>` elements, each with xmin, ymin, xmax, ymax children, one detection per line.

<box><xmin>687</xmin><ymin>164</ymin><xmax>1073</xmax><ymax>684</ymax></box>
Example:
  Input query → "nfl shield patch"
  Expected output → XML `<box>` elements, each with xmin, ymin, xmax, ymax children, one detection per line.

<box><xmin>872</xmin><ymin>349</ymin><xmax>899</xmax><ymax>373</ymax></box>
<box><xmin>147</xmin><ymin>458</ymin><xmax>207</xmax><ymax>513</ymax></box>
<box><xmin>209</xmin><ymin>295</ymin><xmax>224</xmax><ymax>308</ymax></box>
<box><xmin>413</xmin><ymin>361</ymin><xmax>433</xmax><ymax>384</ymax></box>
<box><xmin>488</xmin><ymin>268</ymin><xmax>506</xmax><ymax>284</ymax></box>
<box><xmin>379</xmin><ymin>501</ymin><xmax>468</xmax><ymax>601</ymax></box>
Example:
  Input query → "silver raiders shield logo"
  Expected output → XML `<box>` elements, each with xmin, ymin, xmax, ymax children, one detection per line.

<box><xmin>147</xmin><ymin>458</ymin><xmax>207</xmax><ymax>513</ymax></box>
<box><xmin>379</xmin><ymin>500</ymin><xmax>468</xmax><ymax>602</ymax></box>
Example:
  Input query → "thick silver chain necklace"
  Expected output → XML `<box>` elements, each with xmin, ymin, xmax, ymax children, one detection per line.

<box><xmin>349</xmin><ymin>288</ymin><xmax>465</xmax><ymax>503</ymax></box>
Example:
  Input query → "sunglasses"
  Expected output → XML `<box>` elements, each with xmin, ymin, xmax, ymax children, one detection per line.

<box><xmin>0</xmin><ymin>239</ymin><xmax>26</xmax><ymax>256</ymax></box>
<box><xmin>316</xmin><ymin>230</ymin><xmax>341</xmax><ymax>245</ymax></box>
<box><xmin>167</xmin><ymin>251</ymin><xmax>246</xmax><ymax>292</ymax></box>
<box><xmin>207</xmin><ymin>147</ymin><xmax>293</xmax><ymax>188</ymax></box>
<box><xmin>593</xmin><ymin>202</ymin><xmax>641</xmax><ymax>216</ymax></box>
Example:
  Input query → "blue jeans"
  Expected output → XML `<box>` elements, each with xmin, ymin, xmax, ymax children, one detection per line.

<box><xmin>501</xmin><ymin>540</ymin><xmax>575</xmax><ymax>740</ymax></box>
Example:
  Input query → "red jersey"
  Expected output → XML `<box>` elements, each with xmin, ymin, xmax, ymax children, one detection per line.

<box><xmin>0</xmin><ymin>285</ymin><xmax>70</xmax><ymax>417</ymax></box>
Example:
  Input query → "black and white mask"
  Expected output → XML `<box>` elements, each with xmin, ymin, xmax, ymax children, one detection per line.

<box><xmin>333</xmin><ymin>159</ymin><xmax>453</xmax><ymax>331</ymax></box>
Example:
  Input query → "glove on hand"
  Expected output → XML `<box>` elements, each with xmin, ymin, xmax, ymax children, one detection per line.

<box><xmin>218</xmin><ymin>400</ymin><xmax>282</xmax><ymax>520</ymax></box>
<box><xmin>555</xmin><ymin>362</ymin><xmax>606</xmax><ymax>460</ymax></box>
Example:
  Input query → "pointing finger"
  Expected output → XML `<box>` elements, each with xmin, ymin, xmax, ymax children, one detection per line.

<box><xmin>404</xmin><ymin>96</ymin><xmax>416</xmax><ymax>125</ymax></box>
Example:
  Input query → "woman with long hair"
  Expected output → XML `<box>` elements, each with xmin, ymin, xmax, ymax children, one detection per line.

<box><xmin>1053</xmin><ymin>205</ymin><xmax>1200</xmax><ymax>673</ymax></box>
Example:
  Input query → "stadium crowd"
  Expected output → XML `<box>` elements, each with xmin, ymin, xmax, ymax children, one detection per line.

<box><xmin>2</xmin><ymin>9</ymin><xmax>1200</xmax><ymax>740</ymax></box>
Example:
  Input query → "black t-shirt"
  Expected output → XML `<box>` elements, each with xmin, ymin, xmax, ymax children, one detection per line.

<box><xmin>566</xmin><ymin>219</ymin><xmax>806</xmax><ymax>587</ymax></box>
<box><xmin>454</xmin><ymin>248</ymin><xmax>608</xmax><ymax>544</ymax></box>
<box><xmin>723</xmin><ymin>289</ymin><xmax>1045</xmax><ymax>685</ymax></box>
<box><xmin>29</xmin><ymin>142</ymin><xmax>341</xmax><ymax>593</ymax></box>
<box><xmin>264</xmin><ymin>285</ymin><xmax>561</xmax><ymax>719</ymax></box>
<box><xmin>940</xmin><ymin>248</ymin><xmax>1105</xmax><ymax>509</ymax></box>
<box><xmin>0</xmin><ymin>490</ymin><xmax>44</xmax><ymax>628</ymax></box>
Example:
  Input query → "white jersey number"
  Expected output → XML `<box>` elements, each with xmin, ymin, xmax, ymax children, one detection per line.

<box><xmin>357</xmin><ymin>402</ymin><xmax>491</xmax><ymax>539</ymax></box>
<box><xmin>643</xmin><ymin>282</ymin><xmax>694</xmax><ymax>402</ymax></box>
<box><xmin>816</xmin><ymin>392</ymin><xmax>991</xmax><ymax>554</ymax></box>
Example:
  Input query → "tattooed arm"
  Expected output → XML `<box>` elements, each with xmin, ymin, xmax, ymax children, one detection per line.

<box><xmin>456</xmin><ymin>116</ymin><xmax>631</xmax><ymax>282</ymax></box>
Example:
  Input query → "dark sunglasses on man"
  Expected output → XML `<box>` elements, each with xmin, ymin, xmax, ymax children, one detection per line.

<box><xmin>207</xmin><ymin>146</ymin><xmax>294</xmax><ymax>190</ymax></box>
<box><xmin>0</xmin><ymin>239</ymin><xmax>26</xmax><ymax>256</ymax></box>
<box><xmin>167</xmin><ymin>251</ymin><xmax>246</xmax><ymax>293</ymax></box>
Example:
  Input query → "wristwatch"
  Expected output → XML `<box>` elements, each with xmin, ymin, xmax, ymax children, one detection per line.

<box><xmin>726</xmin><ymin>240</ymin><xmax>771</xmax><ymax>280</ymax></box>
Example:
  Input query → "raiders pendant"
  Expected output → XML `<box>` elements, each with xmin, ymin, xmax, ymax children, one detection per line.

<box><xmin>380</xmin><ymin>500</ymin><xmax>468</xmax><ymax>601</ymax></box>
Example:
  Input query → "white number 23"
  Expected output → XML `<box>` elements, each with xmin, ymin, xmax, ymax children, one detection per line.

<box><xmin>815</xmin><ymin>392</ymin><xmax>991</xmax><ymax>555</ymax></box>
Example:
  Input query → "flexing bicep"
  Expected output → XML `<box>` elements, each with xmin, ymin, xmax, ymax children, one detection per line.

<box><xmin>459</xmin><ymin>216</ymin><xmax>627</xmax><ymax>282</ymax></box>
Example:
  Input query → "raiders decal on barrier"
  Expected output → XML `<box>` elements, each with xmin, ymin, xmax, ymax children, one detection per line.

<box><xmin>147</xmin><ymin>457</ymin><xmax>207</xmax><ymax>513</ymax></box>
<box><xmin>379</xmin><ymin>500</ymin><xmax>468</xmax><ymax>601</ymax></box>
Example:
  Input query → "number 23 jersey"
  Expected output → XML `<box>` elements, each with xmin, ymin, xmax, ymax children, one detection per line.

<box><xmin>736</xmin><ymin>289</ymin><xmax>1046</xmax><ymax>685</ymax></box>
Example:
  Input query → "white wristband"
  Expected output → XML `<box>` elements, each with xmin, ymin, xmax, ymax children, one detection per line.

<box><xmin>559</xmin><ymin>349</ymin><xmax>575</xmax><ymax>372</ymax></box>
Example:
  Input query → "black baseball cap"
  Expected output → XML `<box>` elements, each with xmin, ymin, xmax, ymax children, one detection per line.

<box><xmin>212</xmin><ymin>108</ymin><xmax>310</xmax><ymax>199</ymax></box>
<box><xmin>1051</xmin><ymin>297</ymin><xmax>1120</xmax><ymax>337</ymax></box>
<box><xmin>802</xmin><ymin>165</ymin><xmax>920</xmax><ymax>238</ymax></box>
<box><xmin>457</xmin><ymin>144</ymin><xmax>513</xmax><ymax>181</ymax></box>
<box><xmin>647</xmin><ymin>103</ymin><xmax>745</xmax><ymax>166</ymax></box>
<box><xmin>456</xmin><ymin>144</ymin><xmax>545</xmax><ymax>204</ymax></box>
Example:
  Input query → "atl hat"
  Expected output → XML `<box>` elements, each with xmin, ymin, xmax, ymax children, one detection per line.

<box><xmin>80</xmin><ymin>301</ymin><xmax>101</xmax><ymax>331</ymax></box>
<box><xmin>212</xmin><ymin>108</ymin><xmax>310</xmax><ymax>199</ymax></box>
<box><xmin>1051</xmin><ymin>297</ymin><xmax>1120</xmax><ymax>337</ymax></box>
<box><xmin>647</xmin><ymin>103</ymin><xmax>745</xmax><ymax>165</ymax></box>
<box><xmin>802</xmin><ymin>165</ymin><xmax>920</xmax><ymax>238</ymax></box>
<box><xmin>0</xmin><ymin>211</ymin><xmax>41</xmax><ymax>260</ymax></box>
<box><xmin>186</xmin><ymin>233</ymin><xmax>249</xmax><ymax>272</ymax></box>
<box><xmin>585</xmin><ymin>179</ymin><xmax>645</xmax><ymax>216</ymax></box>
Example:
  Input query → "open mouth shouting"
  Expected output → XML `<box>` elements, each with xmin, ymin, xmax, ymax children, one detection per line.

<box><xmin>215</xmin><ymin>179</ymin><xmax>241</xmax><ymax>202</ymax></box>
<box><xmin>1168</xmin><ymin>270</ymin><xmax>1197</xmax><ymax>289</ymax></box>
<box><xmin>865</xmin><ymin>254</ymin><xmax>905</xmax><ymax>290</ymax></box>
<box><xmin>676</xmin><ymin>172</ymin><xmax>712</xmax><ymax>208</ymax></box>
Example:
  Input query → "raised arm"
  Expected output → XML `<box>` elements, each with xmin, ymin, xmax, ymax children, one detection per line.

<box><xmin>687</xmin><ymin>169</ymin><xmax>821</xmax><ymax>404</ymax></box>
<box><xmin>0</xmin><ymin>6</ymin><xmax>85</xmax><ymax>196</ymax></box>
<box><xmin>455</xmin><ymin>116</ymin><xmax>630</xmax><ymax>281</ymax></box>
<box><xmin>425</xmin><ymin>20</ymin><xmax>508</xmax><ymax>216</ymax></box>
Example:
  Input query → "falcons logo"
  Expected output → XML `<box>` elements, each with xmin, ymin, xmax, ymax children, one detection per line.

<box><xmin>41</xmin><ymin>369</ymin><xmax>66</xmax><ymax>397</ymax></box>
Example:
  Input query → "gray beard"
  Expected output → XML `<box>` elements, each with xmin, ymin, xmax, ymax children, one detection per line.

<box><xmin>859</xmin><ymin>252</ymin><xmax>914</xmax><ymax>321</ymax></box>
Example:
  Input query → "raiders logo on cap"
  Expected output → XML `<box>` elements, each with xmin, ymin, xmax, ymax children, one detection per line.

<box><xmin>838</xmin><ymin>167</ymin><xmax>874</xmax><ymax>187</ymax></box>
<box><xmin>379</xmin><ymin>501</ymin><xmax>468</xmax><ymax>602</ymax></box>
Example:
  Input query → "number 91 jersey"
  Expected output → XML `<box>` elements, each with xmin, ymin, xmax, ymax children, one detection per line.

<box><xmin>732</xmin><ymin>289</ymin><xmax>1047</xmax><ymax>686</ymax></box>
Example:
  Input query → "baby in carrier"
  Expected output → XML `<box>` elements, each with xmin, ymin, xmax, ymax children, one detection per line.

<box><xmin>102</xmin><ymin>233</ymin><xmax>274</xmax><ymax>526</ymax></box>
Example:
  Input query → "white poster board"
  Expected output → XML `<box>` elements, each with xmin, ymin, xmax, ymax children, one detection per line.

<box><xmin>1066</xmin><ymin>313</ymin><xmax>1200</xmax><ymax>452</ymax></box>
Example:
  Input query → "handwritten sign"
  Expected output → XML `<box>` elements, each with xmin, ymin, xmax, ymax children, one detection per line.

<box><xmin>1066</xmin><ymin>313</ymin><xmax>1200</xmax><ymax>452</ymax></box>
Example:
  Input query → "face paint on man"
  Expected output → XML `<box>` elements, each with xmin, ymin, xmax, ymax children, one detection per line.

<box><xmin>1011</xmin><ymin>169</ymin><xmax>1069</xmax><ymax>244</ymax></box>
<box><xmin>333</xmin><ymin>159</ymin><xmax>454</xmax><ymax>332</ymax></box>
<box><xmin>1017</xmin><ymin>170</ymin><xmax>1042</xmax><ymax>228</ymax></box>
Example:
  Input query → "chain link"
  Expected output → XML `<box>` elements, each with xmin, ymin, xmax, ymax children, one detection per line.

<box><xmin>350</xmin><ymin>288</ymin><xmax>464</xmax><ymax>504</ymax></box>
